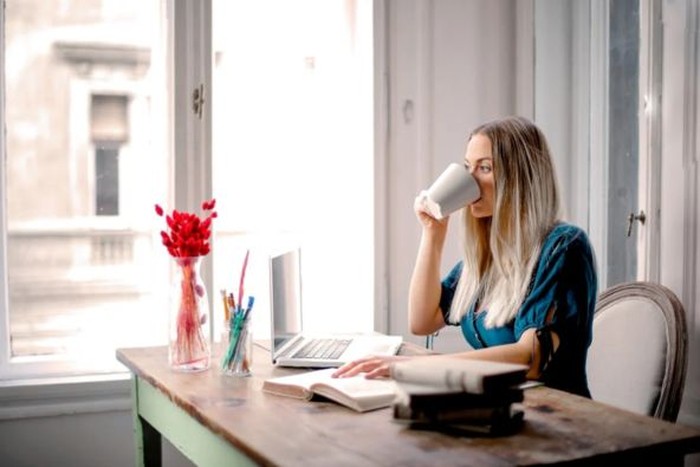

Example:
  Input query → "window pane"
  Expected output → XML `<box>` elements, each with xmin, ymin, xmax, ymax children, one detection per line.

<box><xmin>5</xmin><ymin>0</ymin><xmax>167</xmax><ymax>369</ymax></box>
<box><xmin>606</xmin><ymin>0</ymin><xmax>640</xmax><ymax>286</ymax></box>
<box><xmin>211</xmin><ymin>0</ymin><xmax>375</xmax><ymax>338</ymax></box>
<box><xmin>95</xmin><ymin>144</ymin><xmax>120</xmax><ymax>216</ymax></box>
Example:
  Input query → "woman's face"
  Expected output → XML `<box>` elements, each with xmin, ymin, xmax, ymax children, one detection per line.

<box><xmin>463</xmin><ymin>133</ymin><xmax>494</xmax><ymax>218</ymax></box>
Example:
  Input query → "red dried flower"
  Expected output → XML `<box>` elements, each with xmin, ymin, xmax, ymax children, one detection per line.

<box><xmin>201</xmin><ymin>199</ymin><xmax>217</xmax><ymax>211</ymax></box>
<box><xmin>155</xmin><ymin>199</ymin><xmax>217</xmax><ymax>258</ymax></box>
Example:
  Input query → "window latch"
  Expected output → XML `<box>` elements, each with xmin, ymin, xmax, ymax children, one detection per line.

<box><xmin>192</xmin><ymin>84</ymin><xmax>205</xmax><ymax>119</ymax></box>
<box><xmin>626</xmin><ymin>210</ymin><xmax>646</xmax><ymax>237</ymax></box>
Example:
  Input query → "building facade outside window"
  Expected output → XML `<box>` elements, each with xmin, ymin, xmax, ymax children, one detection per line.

<box><xmin>2</xmin><ymin>0</ymin><xmax>167</xmax><ymax>376</ymax></box>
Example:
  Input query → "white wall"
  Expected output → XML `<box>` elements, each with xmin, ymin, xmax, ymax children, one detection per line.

<box><xmin>659</xmin><ymin>0</ymin><xmax>700</xmax><ymax>429</ymax></box>
<box><xmin>0</xmin><ymin>411</ymin><xmax>193</xmax><ymax>467</ymax></box>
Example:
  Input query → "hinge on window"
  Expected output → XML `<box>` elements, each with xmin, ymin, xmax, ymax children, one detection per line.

<box><xmin>192</xmin><ymin>84</ymin><xmax>204</xmax><ymax>119</ymax></box>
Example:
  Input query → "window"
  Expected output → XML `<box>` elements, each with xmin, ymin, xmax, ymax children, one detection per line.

<box><xmin>1</xmin><ymin>0</ymin><xmax>168</xmax><ymax>379</ymax></box>
<box><xmin>605</xmin><ymin>0</ymin><xmax>640</xmax><ymax>286</ymax></box>
<box><xmin>1</xmin><ymin>0</ymin><xmax>376</xmax><ymax>381</ymax></box>
<box><xmin>94</xmin><ymin>142</ymin><xmax>120</xmax><ymax>216</ymax></box>
<box><xmin>91</xmin><ymin>94</ymin><xmax>129</xmax><ymax>216</ymax></box>
<box><xmin>211</xmin><ymin>0</ymin><xmax>375</xmax><ymax>339</ymax></box>
<box><xmin>534</xmin><ymin>0</ymin><xmax>643</xmax><ymax>289</ymax></box>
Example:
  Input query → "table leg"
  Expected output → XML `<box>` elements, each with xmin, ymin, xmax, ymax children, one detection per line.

<box><xmin>132</xmin><ymin>377</ymin><xmax>162</xmax><ymax>467</ymax></box>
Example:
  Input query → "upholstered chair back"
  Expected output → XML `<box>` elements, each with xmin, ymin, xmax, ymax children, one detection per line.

<box><xmin>586</xmin><ymin>282</ymin><xmax>687</xmax><ymax>422</ymax></box>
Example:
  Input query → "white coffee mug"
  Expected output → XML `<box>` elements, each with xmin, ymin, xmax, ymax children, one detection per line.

<box><xmin>419</xmin><ymin>163</ymin><xmax>480</xmax><ymax>219</ymax></box>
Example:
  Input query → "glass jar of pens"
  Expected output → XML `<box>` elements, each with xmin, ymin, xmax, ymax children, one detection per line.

<box><xmin>221</xmin><ymin>250</ymin><xmax>255</xmax><ymax>377</ymax></box>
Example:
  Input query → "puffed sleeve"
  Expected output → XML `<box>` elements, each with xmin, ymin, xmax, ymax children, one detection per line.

<box><xmin>439</xmin><ymin>261</ymin><xmax>463</xmax><ymax>325</ymax></box>
<box><xmin>513</xmin><ymin>225</ymin><xmax>597</xmax><ymax>347</ymax></box>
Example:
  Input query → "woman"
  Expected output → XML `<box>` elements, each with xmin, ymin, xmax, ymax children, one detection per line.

<box><xmin>334</xmin><ymin>116</ymin><xmax>598</xmax><ymax>398</ymax></box>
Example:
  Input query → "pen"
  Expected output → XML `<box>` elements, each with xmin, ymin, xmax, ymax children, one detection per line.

<box><xmin>238</xmin><ymin>249</ymin><xmax>250</xmax><ymax>309</ymax></box>
<box><xmin>243</xmin><ymin>296</ymin><xmax>254</xmax><ymax>320</ymax></box>
<box><xmin>221</xmin><ymin>289</ymin><xmax>230</xmax><ymax>323</ymax></box>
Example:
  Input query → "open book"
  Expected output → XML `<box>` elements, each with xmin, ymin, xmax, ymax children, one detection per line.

<box><xmin>389</xmin><ymin>358</ymin><xmax>528</xmax><ymax>394</ymax></box>
<box><xmin>262</xmin><ymin>368</ymin><xmax>398</xmax><ymax>413</ymax></box>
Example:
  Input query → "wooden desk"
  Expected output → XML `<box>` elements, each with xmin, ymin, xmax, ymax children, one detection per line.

<box><xmin>117</xmin><ymin>343</ymin><xmax>700</xmax><ymax>466</ymax></box>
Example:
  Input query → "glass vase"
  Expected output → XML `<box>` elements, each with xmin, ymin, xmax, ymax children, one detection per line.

<box><xmin>168</xmin><ymin>256</ymin><xmax>211</xmax><ymax>372</ymax></box>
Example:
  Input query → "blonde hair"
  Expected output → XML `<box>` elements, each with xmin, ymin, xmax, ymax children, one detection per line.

<box><xmin>448</xmin><ymin>116</ymin><xmax>562</xmax><ymax>328</ymax></box>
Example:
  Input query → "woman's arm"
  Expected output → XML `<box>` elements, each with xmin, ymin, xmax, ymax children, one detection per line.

<box><xmin>333</xmin><ymin>327</ymin><xmax>558</xmax><ymax>379</ymax></box>
<box><xmin>451</xmin><ymin>328</ymin><xmax>558</xmax><ymax>379</ymax></box>
<box><xmin>408</xmin><ymin>209</ymin><xmax>450</xmax><ymax>335</ymax></box>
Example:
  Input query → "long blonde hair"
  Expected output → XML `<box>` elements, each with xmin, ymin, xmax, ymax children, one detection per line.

<box><xmin>447</xmin><ymin>116</ymin><xmax>562</xmax><ymax>327</ymax></box>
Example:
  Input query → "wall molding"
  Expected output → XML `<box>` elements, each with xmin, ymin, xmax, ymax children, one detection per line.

<box><xmin>588</xmin><ymin>0</ymin><xmax>609</xmax><ymax>287</ymax></box>
<box><xmin>0</xmin><ymin>374</ymin><xmax>131</xmax><ymax>420</ymax></box>
<box><xmin>373</xmin><ymin>0</ymin><xmax>390</xmax><ymax>333</ymax></box>
<box><xmin>680</xmin><ymin>0</ymin><xmax>700</xmax><ymax>424</ymax></box>
<box><xmin>681</xmin><ymin>0</ymin><xmax>699</xmax><ymax>338</ymax></box>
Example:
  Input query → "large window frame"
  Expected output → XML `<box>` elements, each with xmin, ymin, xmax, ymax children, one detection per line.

<box><xmin>0</xmin><ymin>0</ymin><xmax>212</xmax><ymax>386</ymax></box>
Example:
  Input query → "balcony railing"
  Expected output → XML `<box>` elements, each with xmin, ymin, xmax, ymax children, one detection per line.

<box><xmin>7</xmin><ymin>220</ymin><xmax>157</xmax><ymax>358</ymax></box>
<box><xmin>5</xmin><ymin>223</ymin><xmax>288</xmax><ymax>359</ymax></box>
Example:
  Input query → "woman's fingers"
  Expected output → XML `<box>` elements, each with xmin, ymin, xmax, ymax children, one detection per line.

<box><xmin>332</xmin><ymin>356</ymin><xmax>395</xmax><ymax>378</ymax></box>
<box><xmin>332</xmin><ymin>356</ymin><xmax>373</xmax><ymax>378</ymax></box>
<box><xmin>364</xmin><ymin>363</ymin><xmax>391</xmax><ymax>379</ymax></box>
<box><xmin>333</xmin><ymin>355</ymin><xmax>412</xmax><ymax>379</ymax></box>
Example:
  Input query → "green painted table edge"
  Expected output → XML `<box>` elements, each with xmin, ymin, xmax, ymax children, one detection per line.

<box><xmin>131</xmin><ymin>375</ymin><xmax>258</xmax><ymax>467</ymax></box>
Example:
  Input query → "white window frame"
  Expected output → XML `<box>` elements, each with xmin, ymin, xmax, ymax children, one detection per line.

<box><xmin>0</xmin><ymin>0</ymin><xmax>9</xmax><ymax>380</ymax></box>
<box><xmin>637</xmin><ymin>0</ymin><xmax>663</xmax><ymax>282</ymax></box>
<box><xmin>0</xmin><ymin>0</ymin><xmax>212</xmax><ymax>387</ymax></box>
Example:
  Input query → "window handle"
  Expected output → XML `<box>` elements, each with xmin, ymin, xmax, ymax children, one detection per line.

<box><xmin>627</xmin><ymin>210</ymin><xmax>646</xmax><ymax>237</ymax></box>
<box><xmin>192</xmin><ymin>84</ymin><xmax>205</xmax><ymax>119</ymax></box>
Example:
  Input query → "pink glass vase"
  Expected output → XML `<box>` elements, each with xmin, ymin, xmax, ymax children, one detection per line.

<box><xmin>168</xmin><ymin>256</ymin><xmax>211</xmax><ymax>372</ymax></box>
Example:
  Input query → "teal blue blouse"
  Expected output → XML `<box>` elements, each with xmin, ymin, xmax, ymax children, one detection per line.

<box><xmin>439</xmin><ymin>223</ymin><xmax>598</xmax><ymax>397</ymax></box>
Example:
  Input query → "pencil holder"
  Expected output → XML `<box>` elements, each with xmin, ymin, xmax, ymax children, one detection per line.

<box><xmin>221</xmin><ymin>308</ymin><xmax>253</xmax><ymax>377</ymax></box>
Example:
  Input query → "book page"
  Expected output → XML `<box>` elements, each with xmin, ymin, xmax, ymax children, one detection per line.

<box><xmin>311</xmin><ymin>375</ymin><xmax>398</xmax><ymax>412</ymax></box>
<box><xmin>263</xmin><ymin>368</ymin><xmax>398</xmax><ymax>412</ymax></box>
<box><xmin>262</xmin><ymin>368</ymin><xmax>338</xmax><ymax>400</ymax></box>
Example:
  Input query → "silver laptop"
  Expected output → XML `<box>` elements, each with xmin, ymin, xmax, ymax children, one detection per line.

<box><xmin>269</xmin><ymin>247</ymin><xmax>403</xmax><ymax>368</ymax></box>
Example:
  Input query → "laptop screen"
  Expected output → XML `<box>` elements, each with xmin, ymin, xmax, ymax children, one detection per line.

<box><xmin>270</xmin><ymin>248</ymin><xmax>303</xmax><ymax>356</ymax></box>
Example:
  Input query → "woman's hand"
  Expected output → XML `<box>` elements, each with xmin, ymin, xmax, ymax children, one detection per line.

<box><xmin>331</xmin><ymin>355</ymin><xmax>412</xmax><ymax>379</ymax></box>
<box><xmin>414</xmin><ymin>191</ymin><xmax>449</xmax><ymax>232</ymax></box>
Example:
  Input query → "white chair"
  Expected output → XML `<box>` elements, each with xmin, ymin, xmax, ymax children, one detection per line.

<box><xmin>586</xmin><ymin>281</ymin><xmax>688</xmax><ymax>422</ymax></box>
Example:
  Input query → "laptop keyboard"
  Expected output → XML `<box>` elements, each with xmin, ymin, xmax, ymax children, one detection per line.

<box><xmin>292</xmin><ymin>338</ymin><xmax>352</xmax><ymax>360</ymax></box>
